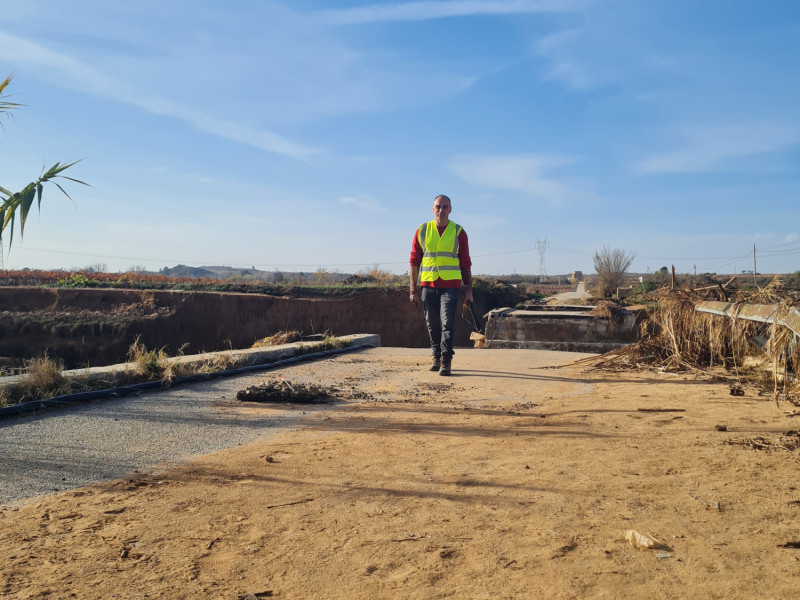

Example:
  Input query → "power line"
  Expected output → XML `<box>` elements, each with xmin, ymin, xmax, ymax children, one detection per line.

<box><xmin>6</xmin><ymin>241</ymin><xmax>797</xmax><ymax>273</ymax></box>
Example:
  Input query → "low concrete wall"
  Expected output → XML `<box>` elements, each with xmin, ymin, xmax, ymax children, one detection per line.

<box><xmin>0</xmin><ymin>334</ymin><xmax>380</xmax><ymax>402</ymax></box>
<box><xmin>483</xmin><ymin>308</ymin><xmax>641</xmax><ymax>353</ymax></box>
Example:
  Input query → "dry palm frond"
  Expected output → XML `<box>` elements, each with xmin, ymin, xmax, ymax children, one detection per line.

<box><xmin>586</xmin><ymin>284</ymin><xmax>799</xmax><ymax>401</ymax></box>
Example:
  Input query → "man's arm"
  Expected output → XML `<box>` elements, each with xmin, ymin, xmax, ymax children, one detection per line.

<box><xmin>459</xmin><ymin>229</ymin><xmax>473</xmax><ymax>303</ymax></box>
<box><xmin>410</xmin><ymin>265</ymin><xmax>420</xmax><ymax>306</ymax></box>
<box><xmin>410</xmin><ymin>228</ymin><xmax>423</xmax><ymax>306</ymax></box>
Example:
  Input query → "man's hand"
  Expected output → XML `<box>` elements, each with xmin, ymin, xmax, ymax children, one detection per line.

<box><xmin>410</xmin><ymin>287</ymin><xmax>420</xmax><ymax>307</ymax></box>
<box><xmin>464</xmin><ymin>286</ymin><xmax>474</xmax><ymax>304</ymax></box>
<box><xmin>409</xmin><ymin>267</ymin><xmax>421</xmax><ymax>307</ymax></box>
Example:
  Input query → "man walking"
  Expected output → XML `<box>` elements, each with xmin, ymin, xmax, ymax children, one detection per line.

<box><xmin>409</xmin><ymin>194</ymin><xmax>473</xmax><ymax>376</ymax></box>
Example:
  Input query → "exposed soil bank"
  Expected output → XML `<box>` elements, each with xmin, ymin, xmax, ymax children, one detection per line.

<box><xmin>0</xmin><ymin>287</ymin><xmax>521</xmax><ymax>369</ymax></box>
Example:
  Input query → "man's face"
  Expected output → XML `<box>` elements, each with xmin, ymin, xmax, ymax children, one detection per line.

<box><xmin>432</xmin><ymin>197</ymin><xmax>452</xmax><ymax>225</ymax></box>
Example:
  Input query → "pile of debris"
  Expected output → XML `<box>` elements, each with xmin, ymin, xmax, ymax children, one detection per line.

<box><xmin>587</xmin><ymin>278</ymin><xmax>800</xmax><ymax>402</ymax></box>
<box><xmin>237</xmin><ymin>378</ymin><xmax>336</xmax><ymax>404</ymax></box>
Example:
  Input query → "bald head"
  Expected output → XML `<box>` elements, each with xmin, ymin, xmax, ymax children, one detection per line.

<box><xmin>432</xmin><ymin>194</ymin><xmax>452</xmax><ymax>226</ymax></box>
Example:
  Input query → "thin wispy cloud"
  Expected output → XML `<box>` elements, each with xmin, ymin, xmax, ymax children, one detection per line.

<box><xmin>322</xmin><ymin>0</ymin><xmax>590</xmax><ymax>25</ymax></box>
<box><xmin>534</xmin><ymin>15</ymin><xmax>645</xmax><ymax>91</ymax></box>
<box><xmin>535</xmin><ymin>28</ymin><xmax>619</xmax><ymax>90</ymax></box>
<box><xmin>449</xmin><ymin>154</ymin><xmax>594</xmax><ymax>206</ymax></box>
<box><xmin>638</xmin><ymin>122</ymin><xmax>800</xmax><ymax>174</ymax></box>
<box><xmin>0</xmin><ymin>32</ymin><xmax>319</xmax><ymax>159</ymax></box>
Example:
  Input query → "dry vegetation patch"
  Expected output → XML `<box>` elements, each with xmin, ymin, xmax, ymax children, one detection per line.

<box><xmin>251</xmin><ymin>330</ymin><xmax>303</xmax><ymax>347</ymax></box>
<box><xmin>585</xmin><ymin>279</ymin><xmax>800</xmax><ymax>404</ymax></box>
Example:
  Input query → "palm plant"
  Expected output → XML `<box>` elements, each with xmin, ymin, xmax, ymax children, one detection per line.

<box><xmin>0</xmin><ymin>74</ymin><xmax>88</xmax><ymax>249</ymax></box>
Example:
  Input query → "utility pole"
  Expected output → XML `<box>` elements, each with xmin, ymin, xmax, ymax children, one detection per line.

<box><xmin>753</xmin><ymin>244</ymin><xmax>758</xmax><ymax>288</ymax></box>
<box><xmin>694</xmin><ymin>264</ymin><xmax>696</xmax><ymax>276</ymax></box>
<box><xmin>536</xmin><ymin>237</ymin><xmax>548</xmax><ymax>282</ymax></box>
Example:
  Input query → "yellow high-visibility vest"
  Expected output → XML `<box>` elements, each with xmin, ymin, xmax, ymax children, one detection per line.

<box><xmin>418</xmin><ymin>220</ymin><xmax>463</xmax><ymax>282</ymax></box>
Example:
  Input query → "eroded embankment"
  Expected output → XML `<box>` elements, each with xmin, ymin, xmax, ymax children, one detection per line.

<box><xmin>0</xmin><ymin>287</ymin><xmax>515</xmax><ymax>369</ymax></box>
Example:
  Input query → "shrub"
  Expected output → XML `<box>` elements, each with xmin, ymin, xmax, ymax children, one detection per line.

<box><xmin>593</xmin><ymin>246</ymin><xmax>635</xmax><ymax>298</ymax></box>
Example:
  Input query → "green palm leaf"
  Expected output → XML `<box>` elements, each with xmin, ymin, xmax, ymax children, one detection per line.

<box><xmin>1</xmin><ymin>75</ymin><xmax>88</xmax><ymax>249</ymax></box>
<box><xmin>0</xmin><ymin>161</ymin><xmax>89</xmax><ymax>246</ymax></box>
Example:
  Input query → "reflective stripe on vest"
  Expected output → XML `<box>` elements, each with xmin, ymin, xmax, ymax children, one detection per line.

<box><xmin>418</xmin><ymin>220</ymin><xmax>462</xmax><ymax>282</ymax></box>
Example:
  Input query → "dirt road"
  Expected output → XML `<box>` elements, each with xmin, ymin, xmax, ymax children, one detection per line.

<box><xmin>550</xmin><ymin>281</ymin><xmax>591</xmax><ymax>302</ymax></box>
<box><xmin>1</xmin><ymin>347</ymin><xmax>798</xmax><ymax>599</ymax></box>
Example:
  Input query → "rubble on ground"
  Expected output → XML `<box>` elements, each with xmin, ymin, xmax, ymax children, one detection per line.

<box><xmin>237</xmin><ymin>379</ymin><xmax>336</xmax><ymax>403</ymax></box>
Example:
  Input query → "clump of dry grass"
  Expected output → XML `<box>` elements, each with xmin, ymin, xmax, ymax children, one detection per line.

<box><xmin>252</xmin><ymin>330</ymin><xmax>302</xmax><ymax>348</ymax></box>
<box><xmin>11</xmin><ymin>354</ymin><xmax>72</xmax><ymax>403</ymax></box>
<box><xmin>206</xmin><ymin>352</ymin><xmax>237</xmax><ymax>372</ymax></box>
<box><xmin>179</xmin><ymin>351</ymin><xmax>239</xmax><ymax>376</ymax></box>
<box><xmin>304</xmin><ymin>332</ymin><xmax>352</xmax><ymax>353</ymax></box>
<box><xmin>127</xmin><ymin>337</ymin><xmax>173</xmax><ymax>381</ymax></box>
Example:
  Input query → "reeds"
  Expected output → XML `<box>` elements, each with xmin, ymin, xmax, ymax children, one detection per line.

<box><xmin>589</xmin><ymin>281</ymin><xmax>800</xmax><ymax>403</ymax></box>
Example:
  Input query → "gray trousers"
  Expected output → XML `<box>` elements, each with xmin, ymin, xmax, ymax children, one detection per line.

<box><xmin>421</xmin><ymin>287</ymin><xmax>459</xmax><ymax>358</ymax></box>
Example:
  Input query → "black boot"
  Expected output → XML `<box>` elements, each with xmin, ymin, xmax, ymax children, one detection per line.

<box><xmin>439</xmin><ymin>355</ymin><xmax>451</xmax><ymax>376</ymax></box>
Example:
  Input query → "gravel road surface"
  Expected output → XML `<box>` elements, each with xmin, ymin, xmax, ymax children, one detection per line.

<box><xmin>0</xmin><ymin>368</ymin><xmax>316</xmax><ymax>507</ymax></box>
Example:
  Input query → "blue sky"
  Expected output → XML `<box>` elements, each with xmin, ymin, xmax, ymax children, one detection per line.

<box><xmin>1</xmin><ymin>0</ymin><xmax>798</xmax><ymax>276</ymax></box>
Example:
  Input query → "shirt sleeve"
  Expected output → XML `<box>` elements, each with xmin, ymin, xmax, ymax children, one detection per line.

<box><xmin>459</xmin><ymin>229</ymin><xmax>472</xmax><ymax>287</ymax></box>
<box><xmin>409</xmin><ymin>227</ymin><xmax>423</xmax><ymax>267</ymax></box>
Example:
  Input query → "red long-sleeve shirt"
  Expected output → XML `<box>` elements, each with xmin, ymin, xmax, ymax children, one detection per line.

<box><xmin>409</xmin><ymin>223</ymin><xmax>472</xmax><ymax>288</ymax></box>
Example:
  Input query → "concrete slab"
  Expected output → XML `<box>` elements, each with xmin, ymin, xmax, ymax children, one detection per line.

<box><xmin>483</xmin><ymin>308</ymin><xmax>641</xmax><ymax>353</ymax></box>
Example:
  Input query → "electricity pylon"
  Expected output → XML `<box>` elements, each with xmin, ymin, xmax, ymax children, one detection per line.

<box><xmin>536</xmin><ymin>237</ymin><xmax>548</xmax><ymax>281</ymax></box>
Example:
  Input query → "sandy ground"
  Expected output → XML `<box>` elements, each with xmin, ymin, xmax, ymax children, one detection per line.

<box><xmin>2</xmin><ymin>347</ymin><xmax>800</xmax><ymax>599</ymax></box>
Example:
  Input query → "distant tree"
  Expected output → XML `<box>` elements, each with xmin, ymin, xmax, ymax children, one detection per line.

<box><xmin>315</xmin><ymin>267</ymin><xmax>333</xmax><ymax>283</ymax></box>
<box><xmin>0</xmin><ymin>75</ymin><xmax>88</xmax><ymax>249</ymax></box>
<box><xmin>593</xmin><ymin>246</ymin><xmax>636</xmax><ymax>298</ymax></box>
<box><xmin>84</xmin><ymin>262</ymin><xmax>108</xmax><ymax>273</ymax></box>
<box><xmin>650</xmin><ymin>265</ymin><xmax>670</xmax><ymax>285</ymax></box>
